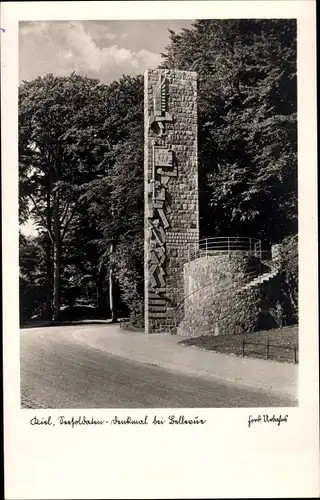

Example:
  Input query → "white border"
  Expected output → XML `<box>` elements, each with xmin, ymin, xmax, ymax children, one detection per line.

<box><xmin>1</xmin><ymin>2</ymin><xmax>318</xmax><ymax>499</ymax></box>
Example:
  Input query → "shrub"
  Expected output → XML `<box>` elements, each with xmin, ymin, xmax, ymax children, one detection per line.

<box><xmin>278</xmin><ymin>234</ymin><xmax>298</xmax><ymax>324</ymax></box>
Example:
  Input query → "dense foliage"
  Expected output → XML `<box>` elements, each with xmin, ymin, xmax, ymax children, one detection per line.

<box><xmin>19</xmin><ymin>232</ymin><xmax>47</xmax><ymax>322</ymax></box>
<box><xmin>161</xmin><ymin>19</ymin><xmax>297</xmax><ymax>244</ymax></box>
<box><xmin>19</xmin><ymin>20</ymin><xmax>297</xmax><ymax>325</ymax></box>
<box><xmin>278</xmin><ymin>234</ymin><xmax>298</xmax><ymax>323</ymax></box>
<box><xmin>19</xmin><ymin>73</ymin><xmax>144</xmax><ymax>321</ymax></box>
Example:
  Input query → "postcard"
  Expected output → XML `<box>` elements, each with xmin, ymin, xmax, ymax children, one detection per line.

<box><xmin>1</xmin><ymin>1</ymin><xmax>318</xmax><ymax>498</ymax></box>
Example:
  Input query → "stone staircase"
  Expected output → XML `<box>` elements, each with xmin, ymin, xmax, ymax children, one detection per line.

<box><xmin>240</xmin><ymin>260</ymin><xmax>280</xmax><ymax>292</ymax></box>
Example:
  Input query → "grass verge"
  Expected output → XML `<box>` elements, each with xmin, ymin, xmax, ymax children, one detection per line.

<box><xmin>179</xmin><ymin>325</ymin><xmax>298</xmax><ymax>364</ymax></box>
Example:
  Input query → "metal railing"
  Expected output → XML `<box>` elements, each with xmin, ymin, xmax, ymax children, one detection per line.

<box><xmin>241</xmin><ymin>339</ymin><xmax>298</xmax><ymax>364</ymax></box>
<box><xmin>188</xmin><ymin>237</ymin><xmax>262</xmax><ymax>262</ymax></box>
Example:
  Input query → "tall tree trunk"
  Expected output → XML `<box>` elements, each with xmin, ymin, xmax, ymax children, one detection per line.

<box><xmin>109</xmin><ymin>242</ymin><xmax>117</xmax><ymax>322</ymax></box>
<box><xmin>45</xmin><ymin>178</ymin><xmax>53</xmax><ymax>320</ymax></box>
<box><xmin>97</xmin><ymin>263</ymin><xmax>106</xmax><ymax>309</ymax></box>
<box><xmin>46</xmin><ymin>233</ymin><xmax>53</xmax><ymax>320</ymax></box>
<box><xmin>52</xmin><ymin>189</ymin><xmax>61</xmax><ymax>321</ymax></box>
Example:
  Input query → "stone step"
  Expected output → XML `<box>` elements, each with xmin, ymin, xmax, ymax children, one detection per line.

<box><xmin>241</xmin><ymin>269</ymin><xmax>279</xmax><ymax>290</ymax></box>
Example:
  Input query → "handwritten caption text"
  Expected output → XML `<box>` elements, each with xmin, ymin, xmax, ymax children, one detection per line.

<box><xmin>30</xmin><ymin>415</ymin><xmax>207</xmax><ymax>428</ymax></box>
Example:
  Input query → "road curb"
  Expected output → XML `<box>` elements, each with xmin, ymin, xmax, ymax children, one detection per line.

<box><xmin>74</xmin><ymin>327</ymin><xmax>298</xmax><ymax>404</ymax></box>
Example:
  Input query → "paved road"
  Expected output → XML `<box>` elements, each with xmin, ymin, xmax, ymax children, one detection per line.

<box><xmin>21</xmin><ymin>325</ymin><xmax>292</xmax><ymax>408</ymax></box>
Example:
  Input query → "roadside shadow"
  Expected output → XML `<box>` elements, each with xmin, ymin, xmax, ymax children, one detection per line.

<box><xmin>20</xmin><ymin>320</ymin><xmax>126</xmax><ymax>329</ymax></box>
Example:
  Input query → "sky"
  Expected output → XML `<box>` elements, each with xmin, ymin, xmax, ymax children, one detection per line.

<box><xmin>19</xmin><ymin>20</ymin><xmax>194</xmax><ymax>84</ymax></box>
<box><xmin>19</xmin><ymin>19</ymin><xmax>194</xmax><ymax>235</ymax></box>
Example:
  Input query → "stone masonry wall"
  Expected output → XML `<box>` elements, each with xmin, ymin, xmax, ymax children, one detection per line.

<box><xmin>144</xmin><ymin>69</ymin><xmax>199</xmax><ymax>333</ymax></box>
<box><xmin>177</xmin><ymin>253</ymin><xmax>263</xmax><ymax>336</ymax></box>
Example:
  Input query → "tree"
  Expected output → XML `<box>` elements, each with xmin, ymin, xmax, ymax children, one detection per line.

<box><xmin>161</xmin><ymin>20</ymin><xmax>297</xmax><ymax>245</ymax></box>
<box><xmin>60</xmin><ymin>202</ymin><xmax>105</xmax><ymax>308</ymax></box>
<box><xmin>84</xmin><ymin>75</ymin><xmax>145</xmax><ymax>319</ymax></box>
<box><xmin>19</xmin><ymin>232</ymin><xmax>47</xmax><ymax>322</ymax></box>
<box><xmin>19</xmin><ymin>73</ymin><xmax>111</xmax><ymax>320</ymax></box>
<box><xmin>279</xmin><ymin>233</ymin><xmax>298</xmax><ymax>323</ymax></box>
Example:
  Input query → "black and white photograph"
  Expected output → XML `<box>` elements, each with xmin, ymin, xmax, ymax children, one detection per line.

<box><xmin>18</xmin><ymin>17</ymin><xmax>298</xmax><ymax>409</ymax></box>
<box><xmin>2</xmin><ymin>1</ymin><xmax>318</xmax><ymax>499</ymax></box>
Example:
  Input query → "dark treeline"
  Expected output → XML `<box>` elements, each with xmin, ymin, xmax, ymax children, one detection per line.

<box><xmin>19</xmin><ymin>19</ymin><xmax>298</xmax><ymax>325</ymax></box>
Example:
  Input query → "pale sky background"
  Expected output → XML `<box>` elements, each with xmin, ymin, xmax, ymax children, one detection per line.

<box><xmin>19</xmin><ymin>20</ymin><xmax>194</xmax><ymax>235</ymax></box>
<box><xmin>19</xmin><ymin>20</ymin><xmax>194</xmax><ymax>84</ymax></box>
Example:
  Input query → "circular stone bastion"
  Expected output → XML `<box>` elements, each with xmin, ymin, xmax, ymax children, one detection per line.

<box><xmin>177</xmin><ymin>252</ymin><xmax>263</xmax><ymax>336</ymax></box>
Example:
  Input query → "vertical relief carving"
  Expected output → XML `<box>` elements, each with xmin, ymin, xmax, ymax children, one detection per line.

<box><xmin>148</xmin><ymin>75</ymin><xmax>177</xmax><ymax>317</ymax></box>
<box><xmin>145</xmin><ymin>69</ymin><xmax>198</xmax><ymax>332</ymax></box>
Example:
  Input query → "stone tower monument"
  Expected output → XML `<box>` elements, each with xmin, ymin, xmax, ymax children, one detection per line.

<box><xmin>144</xmin><ymin>69</ymin><xmax>199</xmax><ymax>333</ymax></box>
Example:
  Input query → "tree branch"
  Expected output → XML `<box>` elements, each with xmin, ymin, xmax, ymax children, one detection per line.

<box><xmin>60</xmin><ymin>199</ymin><xmax>70</xmax><ymax>228</ymax></box>
<box><xmin>28</xmin><ymin>193</ymin><xmax>55</xmax><ymax>247</ymax></box>
<box><xmin>61</xmin><ymin>204</ymin><xmax>77</xmax><ymax>241</ymax></box>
